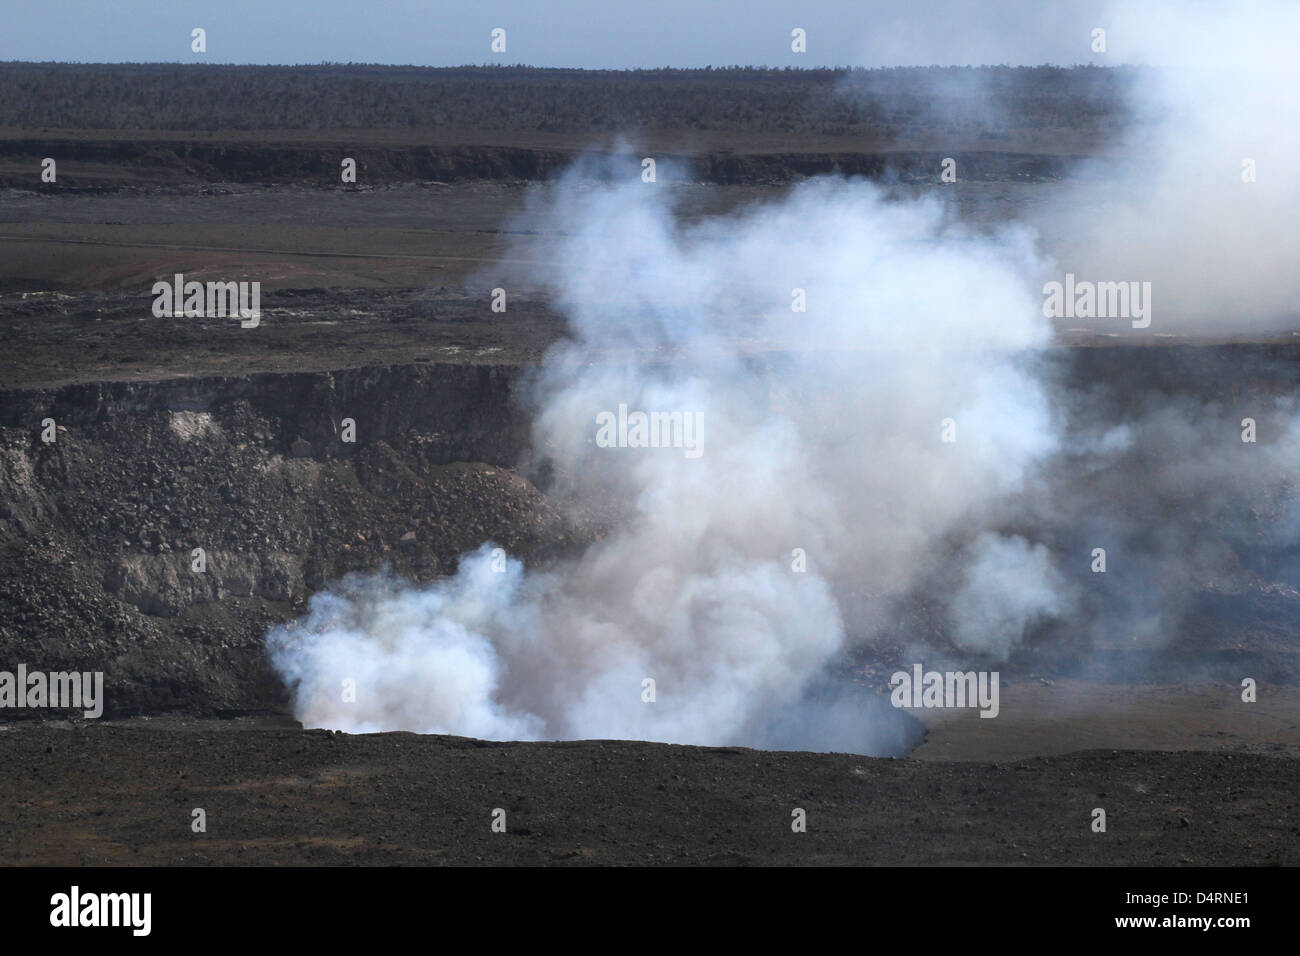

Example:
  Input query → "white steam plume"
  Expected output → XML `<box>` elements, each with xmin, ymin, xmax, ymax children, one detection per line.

<box><xmin>268</xmin><ymin>172</ymin><xmax>1060</xmax><ymax>754</ymax></box>
<box><xmin>1039</xmin><ymin>0</ymin><xmax>1300</xmax><ymax>332</ymax></box>
<box><xmin>267</xmin><ymin>2</ymin><xmax>1300</xmax><ymax>750</ymax></box>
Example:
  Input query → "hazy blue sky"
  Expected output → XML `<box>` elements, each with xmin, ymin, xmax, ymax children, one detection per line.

<box><xmin>1</xmin><ymin>1</ymin><xmax>1120</xmax><ymax>68</ymax></box>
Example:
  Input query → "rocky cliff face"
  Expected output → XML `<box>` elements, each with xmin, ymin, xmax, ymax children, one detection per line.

<box><xmin>0</xmin><ymin>362</ymin><xmax>596</xmax><ymax>717</ymax></box>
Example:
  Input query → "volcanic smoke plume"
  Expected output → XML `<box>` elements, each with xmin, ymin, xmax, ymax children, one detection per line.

<box><xmin>267</xmin><ymin>2</ymin><xmax>1300</xmax><ymax>754</ymax></box>
<box><xmin>268</xmin><ymin>170</ymin><xmax>1062</xmax><ymax>755</ymax></box>
<box><xmin>1038</xmin><ymin>0</ymin><xmax>1300</xmax><ymax>332</ymax></box>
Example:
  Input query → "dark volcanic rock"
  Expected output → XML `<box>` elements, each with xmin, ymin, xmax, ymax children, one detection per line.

<box><xmin>0</xmin><ymin>723</ymin><xmax>1292</xmax><ymax>866</ymax></box>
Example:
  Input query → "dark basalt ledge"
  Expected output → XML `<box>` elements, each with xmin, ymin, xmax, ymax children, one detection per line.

<box><xmin>0</xmin><ymin>138</ymin><xmax>1091</xmax><ymax>188</ymax></box>
<box><xmin>6</xmin><ymin>340</ymin><xmax>1299</xmax><ymax>435</ymax></box>
<box><xmin>0</xmin><ymin>362</ymin><xmax>532</xmax><ymax>466</ymax></box>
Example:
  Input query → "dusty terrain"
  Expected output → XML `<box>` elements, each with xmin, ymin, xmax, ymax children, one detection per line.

<box><xmin>0</xmin><ymin>64</ymin><xmax>1296</xmax><ymax>866</ymax></box>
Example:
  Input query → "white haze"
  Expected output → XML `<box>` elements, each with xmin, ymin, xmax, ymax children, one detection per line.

<box><xmin>1038</xmin><ymin>0</ymin><xmax>1300</xmax><ymax>331</ymax></box>
<box><xmin>267</xmin><ymin>1</ymin><xmax>1299</xmax><ymax>753</ymax></box>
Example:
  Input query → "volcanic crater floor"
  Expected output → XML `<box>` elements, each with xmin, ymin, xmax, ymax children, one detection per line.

<box><xmin>0</xmin><ymin>717</ymin><xmax>1295</xmax><ymax>866</ymax></box>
